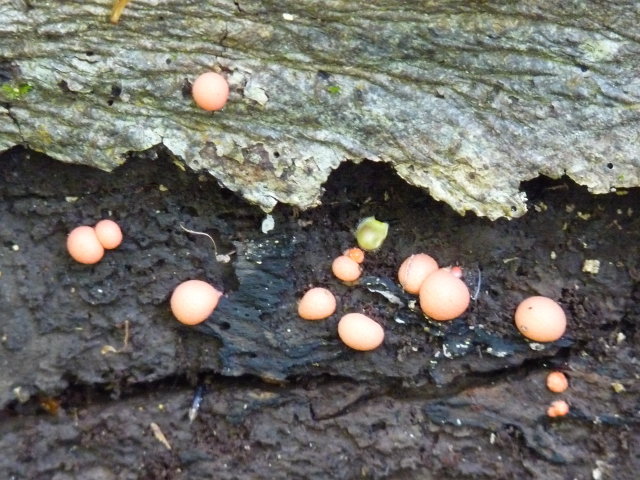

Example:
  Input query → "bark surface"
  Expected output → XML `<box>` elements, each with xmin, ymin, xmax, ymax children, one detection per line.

<box><xmin>2</xmin><ymin>1</ymin><xmax>640</xmax><ymax>219</ymax></box>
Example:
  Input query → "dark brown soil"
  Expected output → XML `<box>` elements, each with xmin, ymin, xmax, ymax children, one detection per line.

<box><xmin>0</xmin><ymin>146</ymin><xmax>638</xmax><ymax>480</ymax></box>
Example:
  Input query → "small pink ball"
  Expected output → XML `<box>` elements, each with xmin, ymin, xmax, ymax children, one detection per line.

<box><xmin>331</xmin><ymin>255</ymin><xmax>362</xmax><ymax>283</ymax></box>
<box><xmin>514</xmin><ymin>296</ymin><xmax>566</xmax><ymax>342</ymax></box>
<box><xmin>398</xmin><ymin>253</ymin><xmax>439</xmax><ymax>294</ymax></box>
<box><xmin>170</xmin><ymin>280</ymin><xmax>223</xmax><ymax>325</ymax></box>
<box><xmin>419</xmin><ymin>268</ymin><xmax>470</xmax><ymax>321</ymax></box>
<box><xmin>67</xmin><ymin>226</ymin><xmax>104</xmax><ymax>265</ymax></box>
<box><xmin>192</xmin><ymin>72</ymin><xmax>229</xmax><ymax>111</ymax></box>
<box><xmin>338</xmin><ymin>313</ymin><xmax>384</xmax><ymax>351</ymax></box>
<box><xmin>94</xmin><ymin>219</ymin><xmax>123</xmax><ymax>250</ymax></box>
<box><xmin>298</xmin><ymin>287</ymin><xmax>336</xmax><ymax>320</ymax></box>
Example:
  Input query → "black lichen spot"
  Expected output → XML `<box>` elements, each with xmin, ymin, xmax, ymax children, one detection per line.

<box><xmin>181</xmin><ymin>79</ymin><xmax>192</xmax><ymax>99</ymax></box>
<box><xmin>606</xmin><ymin>162</ymin><xmax>613</xmax><ymax>169</ymax></box>
<box><xmin>371</xmin><ymin>420</ymin><xmax>387</xmax><ymax>432</ymax></box>
<box><xmin>0</xmin><ymin>61</ymin><xmax>20</xmax><ymax>83</ymax></box>
<box><xmin>57</xmin><ymin>80</ymin><xmax>73</xmax><ymax>94</ymax></box>
<box><xmin>107</xmin><ymin>84</ymin><xmax>122</xmax><ymax>106</ymax></box>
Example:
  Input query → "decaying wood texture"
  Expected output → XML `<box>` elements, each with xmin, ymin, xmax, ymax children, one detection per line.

<box><xmin>1</xmin><ymin>0</ymin><xmax>639</xmax><ymax>218</ymax></box>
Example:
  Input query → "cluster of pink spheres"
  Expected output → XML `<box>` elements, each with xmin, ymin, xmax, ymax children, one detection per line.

<box><xmin>299</xmin><ymin>247</ymin><xmax>385</xmax><ymax>351</ymax></box>
<box><xmin>298</xmin><ymin>247</ymin><xmax>568</xmax><ymax>354</ymax></box>
<box><xmin>190</xmin><ymin>70</ymin><xmax>571</xmax><ymax>416</ymax></box>
<box><xmin>67</xmin><ymin>219</ymin><xmax>123</xmax><ymax>264</ymax></box>
<box><xmin>187</xmin><ymin>71</ymin><xmax>568</xmax><ymax>344</ymax></box>
<box><xmin>68</xmin><ymin>77</ymin><xmax>572</xmax><ymax>413</ymax></box>
<box><xmin>66</xmin><ymin>222</ymin><xmax>223</xmax><ymax>327</ymax></box>
<box><xmin>188</xmin><ymin>71</ymin><xmax>568</xmax><ymax>342</ymax></box>
<box><xmin>546</xmin><ymin>371</ymin><xmax>570</xmax><ymax>417</ymax></box>
<box><xmin>299</xmin><ymin>242</ymin><xmax>571</xmax><ymax>416</ymax></box>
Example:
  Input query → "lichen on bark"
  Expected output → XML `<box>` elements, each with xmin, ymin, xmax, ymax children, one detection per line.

<box><xmin>1</xmin><ymin>0</ymin><xmax>639</xmax><ymax>218</ymax></box>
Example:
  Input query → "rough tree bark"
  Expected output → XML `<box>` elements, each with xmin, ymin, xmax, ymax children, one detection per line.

<box><xmin>1</xmin><ymin>0</ymin><xmax>639</xmax><ymax>219</ymax></box>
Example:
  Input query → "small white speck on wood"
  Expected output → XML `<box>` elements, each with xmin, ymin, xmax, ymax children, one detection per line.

<box><xmin>582</xmin><ymin>259</ymin><xmax>601</xmax><ymax>274</ymax></box>
<box><xmin>261</xmin><ymin>214</ymin><xmax>275</xmax><ymax>233</ymax></box>
<box><xmin>150</xmin><ymin>422</ymin><xmax>172</xmax><ymax>450</ymax></box>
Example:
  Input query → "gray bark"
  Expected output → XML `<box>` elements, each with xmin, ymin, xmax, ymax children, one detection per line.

<box><xmin>1</xmin><ymin>0</ymin><xmax>639</xmax><ymax>219</ymax></box>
